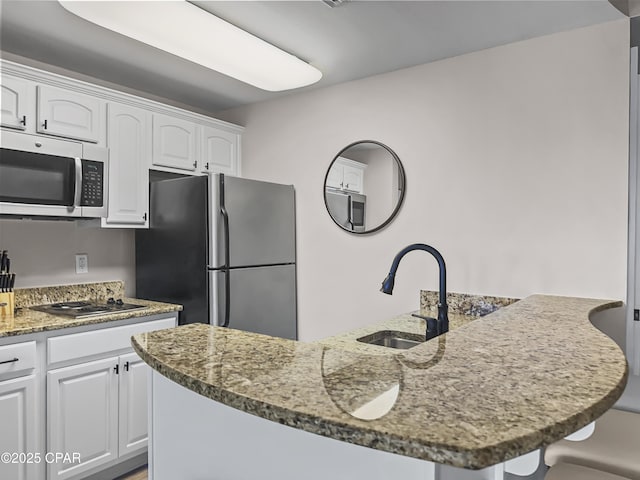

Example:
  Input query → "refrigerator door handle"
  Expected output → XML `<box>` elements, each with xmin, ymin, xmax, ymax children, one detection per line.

<box><xmin>220</xmin><ymin>174</ymin><xmax>231</xmax><ymax>327</ymax></box>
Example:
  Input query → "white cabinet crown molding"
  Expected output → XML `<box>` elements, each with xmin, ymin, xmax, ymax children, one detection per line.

<box><xmin>0</xmin><ymin>59</ymin><xmax>244</xmax><ymax>134</ymax></box>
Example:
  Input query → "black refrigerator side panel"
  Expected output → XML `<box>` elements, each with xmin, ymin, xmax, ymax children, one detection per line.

<box><xmin>136</xmin><ymin>175</ymin><xmax>209</xmax><ymax>325</ymax></box>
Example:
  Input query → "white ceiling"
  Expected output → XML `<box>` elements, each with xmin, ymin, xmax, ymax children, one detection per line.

<box><xmin>0</xmin><ymin>1</ymin><xmax>625</xmax><ymax>115</ymax></box>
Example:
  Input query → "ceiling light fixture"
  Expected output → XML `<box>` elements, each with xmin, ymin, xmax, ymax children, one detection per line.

<box><xmin>58</xmin><ymin>0</ymin><xmax>322</xmax><ymax>92</ymax></box>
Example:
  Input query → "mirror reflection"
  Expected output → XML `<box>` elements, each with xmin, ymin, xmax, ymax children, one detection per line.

<box><xmin>324</xmin><ymin>141</ymin><xmax>405</xmax><ymax>234</ymax></box>
<box><xmin>321</xmin><ymin>348</ymin><xmax>402</xmax><ymax>420</ymax></box>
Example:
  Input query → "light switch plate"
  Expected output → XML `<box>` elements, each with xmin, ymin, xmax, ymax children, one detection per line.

<box><xmin>75</xmin><ymin>254</ymin><xmax>88</xmax><ymax>274</ymax></box>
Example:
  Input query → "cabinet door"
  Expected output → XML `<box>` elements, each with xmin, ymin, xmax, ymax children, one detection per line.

<box><xmin>0</xmin><ymin>375</ymin><xmax>37</xmax><ymax>480</ymax></box>
<box><xmin>118</xmin><ymin>352</ymin><xmax>149</xmax><ymax>457</ymax></box>
<box><xmin>102</xmin><ymin>103</ymin><xmax>150</xmax><ymax>228</ymax></box>
<box><xmin>36</xmin><ymin>85</ymin><xmax>102</xmax><ymax>143</ymax></box>
<box><xmin>1</xmin><ymin>76</ymin><xmax>29</xmax><ymax>130</ymax></box>
<box><xmin>342</xmin><ymin>164</ymin><xmax>364</xmax><ymax>193</ymax></box>
<box><xmin>152</xmin><ymin>114</ymin><xmax>198</xmax><ymax>172</ymax></box>
<box><xmin>326</xmin><ymin>163</ymin><xmax>344</xmax><ymax>189</ymax></box>
<box><xmin>47</xmin><ymin>357</ymin><xmax>119</xmax><ymax>480</ymax></box>
<box><xmin>201</xmin><ymin>126</ymin><xmax>239</xmax><ymax>175</ymax></box>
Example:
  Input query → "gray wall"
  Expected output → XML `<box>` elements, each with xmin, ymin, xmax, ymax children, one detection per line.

<box><xmin>0</xmin><ymin>219</ymin><xmax>135</xmax><ymax>296</ymax></box>
<box><xmin>218</xmin><ymin>20</ymin><xmax>631</xmax><ymax>342</ymax></box>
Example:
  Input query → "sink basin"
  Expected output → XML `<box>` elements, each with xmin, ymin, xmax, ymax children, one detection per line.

<box><xmin>357</xmin><ymin>330</ymin><xmax>426</xmax><ymax>350</ymax></box>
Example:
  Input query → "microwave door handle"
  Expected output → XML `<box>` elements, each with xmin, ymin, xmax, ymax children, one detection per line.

<box><xmin>73</xmin><ymin>157</ymin><xmax>82</xmax><ymax>207</ymax></box>
<box><xmin>347</xmin><ymin>195</ymin><xmax>354</xmax><ymax>229</ymax></box>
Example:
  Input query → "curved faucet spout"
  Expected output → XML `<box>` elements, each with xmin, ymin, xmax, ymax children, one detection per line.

<box><xmin>380</xmin><ymin>243</ymin><xmax>448</xmax><ymax>340</ymax></box>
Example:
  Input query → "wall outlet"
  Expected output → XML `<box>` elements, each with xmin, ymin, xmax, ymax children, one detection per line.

<box><xmin>75</xmin><ymin>254</ymin><xmax>89</xmax><ymax>274</ymax></box>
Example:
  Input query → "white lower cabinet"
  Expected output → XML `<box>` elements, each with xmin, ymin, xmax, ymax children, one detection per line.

<box><xmin>47</xmin><ymin>352</ymin><xmax>154</xmax><ymax>480</ymax></box>
<box><xmin>47</xmin><ymin>357</ymin><xmax>119</xmax><ymax>480</ymax></box>
<box><xmin>118</xmin><ymin>352</ymin><xmax>149</xmax><ymax>457</ymax></box>
<box><xmin>44</xmin><ymin>315</ymin><xmax>176</xmax><ymax>479</ymax></box>
<box><xmin>0</xmin><ymin>374</ymin><xmax>38</xmax><ymax>480</ymax></box>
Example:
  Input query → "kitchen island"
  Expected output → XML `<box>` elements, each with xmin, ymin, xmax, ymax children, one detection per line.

<box><xmin>132</xmin><ymin>295</ymin><xmax>627</xmax><ymax>480</ymax></box>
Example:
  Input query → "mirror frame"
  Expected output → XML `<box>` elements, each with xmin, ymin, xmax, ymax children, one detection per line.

<box><xmin>323</xmin><ymin>140</ymin><xmax>406</xmax><ymax>235</ymax></box>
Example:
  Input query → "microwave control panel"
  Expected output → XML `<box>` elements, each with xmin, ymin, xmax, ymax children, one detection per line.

<box><xmin>80</xmin><ymin>160</ymin><xmax>104</xmax><ymax>207</ymax></box>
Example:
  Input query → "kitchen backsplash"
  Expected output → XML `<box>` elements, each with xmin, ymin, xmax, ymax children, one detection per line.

<box><xmin>420</xmin><ymin>290</ymin><xmax>519</xmax><ymax>316</ymax></box>
<box><xmin>15</xmin><ymin>281</ymin><xmax>125</xmax><ymax>308</ymax></box>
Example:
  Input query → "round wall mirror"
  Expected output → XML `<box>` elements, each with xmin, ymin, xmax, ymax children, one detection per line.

<box><xmin>324</xmin><ymin>140</ymin><xmax>406</xmax><ymax>234</ymax></box>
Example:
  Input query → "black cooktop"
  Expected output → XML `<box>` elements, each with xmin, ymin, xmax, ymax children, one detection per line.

<box><xmin>31</xmin><ymin>298</ymin><xmax>146</xmax><ymax>318</ymax></box>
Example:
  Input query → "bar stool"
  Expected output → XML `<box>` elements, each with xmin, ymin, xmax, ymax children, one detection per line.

<box><xmin>544</xmin><ymin>408</ymin><xmax>640</xmax><ymax>480</ymax></box>
<box><xmin>545</xmin><ymin>463</ymin><xmax>632</xmax><ymax>480</ymax></box>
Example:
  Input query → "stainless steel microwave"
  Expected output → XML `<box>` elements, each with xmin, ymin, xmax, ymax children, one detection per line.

<box><xmin>0</xmin><ymin>131</ymin><xmax>108</xmax><ymax>218</ymax></box>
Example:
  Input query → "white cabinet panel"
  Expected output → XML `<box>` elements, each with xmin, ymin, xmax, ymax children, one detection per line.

<box><xmin>152</xmin><ymin>114</ymin><xmax>198</xmax><ymax>172</ymax></box>
<box><xmin>47</xmin><ymin>357</ymin><xmax>119</xmax><ymax>480</ymax></box>
<box><xmin>326</xmin><ymin>158</ymin><xmax>366</xmax><ymax>193</ymax></box>
<box><xmin>118</xmin><ymin>352</ymin><xmax>149</xmax><ymax>456</ymax></box>
<box><xmin>102</xmin><ymin>103</ymin><xmax>150</xmax><ymax>228</ymax></box>
<box><xmin>342</xmin><ymin>164</ymin><xmax>364</xmax><ymax>193</ymax></box>
<box><xmin>1</xmin><ymin>76</ymin><xmax>29</xmax><ymax>130</ymax></box>
<box><xmin>0</xmin><ymin>375</ymin><xmax>37</xmax><ymax>480</ymax></box>
<box><xmin>201</xmin><ymin>126</ymin><xmax>238</xmax><ymax>175</ymax></box>
<box><xmin>0</xmin><ymin>341</ymin><xmax>36</xmax><ymax>380</ymax></box>
<box><xmin>36</xmin><ymin>85</ymin><xmax>103</xmax><ymax>143</ymax></box>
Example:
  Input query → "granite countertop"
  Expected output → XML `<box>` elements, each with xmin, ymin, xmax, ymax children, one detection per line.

<box><xmin>131</xmin><ymin>294</ymin><xmax>627</xmax><ymax>469</ymax></box>
<box><xmin>0</xmin><ymin>281</ymin><xmax>182</xmax><ymax>338</ymax></box>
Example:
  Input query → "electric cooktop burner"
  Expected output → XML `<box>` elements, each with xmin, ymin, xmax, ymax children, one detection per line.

<box><xmin>31</xmin><ymin>298</ymin><xmax>146</xmax><ymax>318</ymax></box>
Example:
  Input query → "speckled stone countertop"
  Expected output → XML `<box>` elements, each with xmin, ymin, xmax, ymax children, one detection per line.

<box><xmin>132</xmin><ymin>295</ymin><xmax>627</xmax><ymax>469</ymax></box>
<box><xmin>0</xmin><ymin>281</ymin><xmax>182</xmax><ymax>338</ymax></box>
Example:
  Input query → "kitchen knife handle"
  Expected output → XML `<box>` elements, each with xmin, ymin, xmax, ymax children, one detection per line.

<box><xmin>0</xmin><ymin>358</ymin><xmax>19</xmax><ymax>365</ymax></box>
<box><xmin>73</xmin><ymin>157</ymin><xmax>83</xmax><ymax>207</ymax></box>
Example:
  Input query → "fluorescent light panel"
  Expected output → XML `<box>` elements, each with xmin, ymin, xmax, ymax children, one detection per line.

<box><xmin>58</xmin><ymin>0</ymin><xmax>322</xmax><ymax>91</ymax></box>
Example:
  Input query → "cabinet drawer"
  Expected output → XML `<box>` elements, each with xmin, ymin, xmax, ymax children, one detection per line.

<box><xmin>48</xmin><ymin>317</ymin><xmax>176</xmax><ymax>365</ymax></box>
<box><xmin>0</xmin><ymin>341</ymin><xmax>36</xmax><ymax>379</ymax></box>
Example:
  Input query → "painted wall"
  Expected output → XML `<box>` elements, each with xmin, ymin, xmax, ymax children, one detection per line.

<box><xmin>218</xmin><ymin>20</ymin><xmax>630</xmax><ymax>342</ymax></box>
<box><xmin>0</xmin><ymin>219</ymin><xmax>136</xmax><ymax>296</ymax></box>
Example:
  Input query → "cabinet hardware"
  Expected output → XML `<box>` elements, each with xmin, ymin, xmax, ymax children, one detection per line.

<box><xmin>143</xmin><ymin>213</ymin><xmax>147</xmax><ymax>221</ymax></box>
<box><xmin>205</xmin><ymin>162</ymin><xmax>209</xmax><ymax>170</ymax></box>
<box><xmin>114</xmin><ymin>364</ymin><xmax>119</xmax><ymax>374</ymax></box>
<box><xmin>193</xmin><ymin>161</ymin><xmax>198</xmax><ymax>169</ymax></box>
<box><xmin>124</xmin><ymin>361</ymin><xmax>130</xmax><ymax>372</ymax></box>
<box><xmin>0</xmin><ymin>357</ymin><xmax>19</xmax><ymax>365</ymax></box>
<box><xmin>635</xmin><ymin>309</ymin><xmax>639</xmax><ymax>321</ymax></box>
<box><xmin>20</xmin><ymin>115</ymin><xmax>26</xmax><ymax>126</ymax></box>
<box><xmin>35</xmin><ymin>142</ymin><xmax>42</xmax><ymax>148</ymax></box>
<box><xmin>43</xmin><ymin>119</ymin><xmax>48</xmax><ymax>129</ymax></box>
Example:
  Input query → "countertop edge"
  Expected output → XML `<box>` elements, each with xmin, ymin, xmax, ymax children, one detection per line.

<box><xmin>132</xmin><ymin>296</ymin><xmax>628</xmax><ymax>469</ymax></box>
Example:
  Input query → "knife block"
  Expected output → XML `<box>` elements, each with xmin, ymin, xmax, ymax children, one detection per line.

<box><xmin>0</xmin><ymin>292</ymin><xmax>15</xmax><ymax>317</ymax></box>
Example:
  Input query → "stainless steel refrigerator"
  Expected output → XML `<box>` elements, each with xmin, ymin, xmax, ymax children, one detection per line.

<box><xmin>136</xmin><ymin>174</ymin><xmax>297</xmax><ymax>339</ymax></box>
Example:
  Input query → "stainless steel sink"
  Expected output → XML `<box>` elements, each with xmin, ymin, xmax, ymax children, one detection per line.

<box><xmin>357</xmin><ymin>330</ymin><xmax>426</xmax><ymax>350</ymax></box>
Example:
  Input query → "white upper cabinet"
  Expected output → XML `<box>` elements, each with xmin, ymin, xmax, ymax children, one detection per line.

<box><xmin>152</xmin><ymin>114</ymin><xmax>198</xmax><ymax>172</ymax></box>
<box><xmin>201</xmin><ymin>126</ymin><xmax>239</xmax><ymax>176</ymax></box>
<box><xmin>341</xmin><ymin>163</ymin><xmax>364</xmax><ymax>193</ymax></box>
<box><xmin>103</xmin><ymin>103</ymin><xmax>150</xmax><ymax>228</ymax></box>
<box><xmin>326</xmin><ymin>157</ymin><xmax>366</xmax><ymax>193</ymax></box>
<box><xmin>1</xmin><ymin>76</ymin><xmax>29</xmax><ymax>130</ymax></box>
<box><xmin>36</xmin><ymin>85</ymin><xmax>104</xmax><ymax>143</ymax></box>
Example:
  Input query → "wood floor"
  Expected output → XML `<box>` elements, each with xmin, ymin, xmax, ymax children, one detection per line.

<box><xmin>115</xmin><ymin>465</ymin><xmax>148</xmax><ymax>480</ymax></box>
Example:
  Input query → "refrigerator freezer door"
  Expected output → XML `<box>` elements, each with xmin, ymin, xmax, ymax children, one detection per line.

<box><xmin>136</xmin><ymin>176</ymin><xmax>209</xmax><ymax>325</ymax></box>
<box><xmin>210</xmin><ymin>175</ymin><xmax>296</xmax><ymax>268</ymax></box>
<box><xmin>211</xmin><ymin>264</ymin><xmax>297</xmax><ymax>339</ymax></box>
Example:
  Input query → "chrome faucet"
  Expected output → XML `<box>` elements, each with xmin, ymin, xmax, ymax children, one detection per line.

<box><xmin>380</xmin><ymin>243</ymin><xmax>449</xmax><ymax>340</ymax></box>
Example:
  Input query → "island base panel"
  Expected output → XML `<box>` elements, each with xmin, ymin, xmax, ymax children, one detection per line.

<box><xmin>150</xmin><ymin>372</ymin><xmax>515</xmax><ymax>480</ymax></box>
